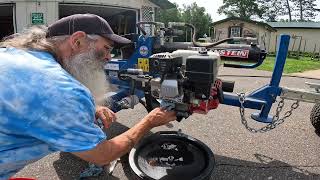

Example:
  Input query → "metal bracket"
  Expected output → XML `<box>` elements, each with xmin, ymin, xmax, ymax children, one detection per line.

<box><xmin>280</xmin><ymin>87</ymin><xmax>320</xmax><ymax>103</ymax></box>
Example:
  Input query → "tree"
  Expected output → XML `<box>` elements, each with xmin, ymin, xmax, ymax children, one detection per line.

<box><xmin>156</xmin><ymin>2</ymin><xmax>212</xmax><ymax>41</ymax></box>
<box><xmin>258</xmin><ymin>0</ymin><xmax>293</xmax><ymax>22</ymax></box>
<box><xmin>258</xmin><ymin>0</ymin><xmax>283</xmax><ymax>21</ymax></box>
<box><xmin>181</xmin><ymin>3</ymin><xmax>212</xmax><ymax>39</ymax></box>
<box><xmin>291</xmin><ymin>0</ymin><xmax>318</xmax><ymax>21</ymax></box>
<box><xmin>285</xmin><ymin>0</ymin><xmax>293</xmax><ymax>22</ymax></box>
<box><xmin>218</xmin><ymin>0</ymin><xmax>264</xmax><ymax>20</ymax></box>
<box><xmin>156</xmin><ymin>3</ymin><xmax>182</xmax><ymax>24</ymax></box>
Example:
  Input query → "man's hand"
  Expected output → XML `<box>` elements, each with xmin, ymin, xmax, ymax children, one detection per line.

<box><xmin>95</xmin><ymin>105</ymin><xmax>117</xmax><ymax>129</ymax></box>
<box><xmin>144</xmin><ymin>108</ymin><xmax>176</xmax><ymax>128</ymax></box>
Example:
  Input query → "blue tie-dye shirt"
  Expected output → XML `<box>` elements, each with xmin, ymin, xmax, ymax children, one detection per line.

<box><xmin>0</xmin><ymin>48</ymin><xmax>106</xmax><ymax>179</ymax></box>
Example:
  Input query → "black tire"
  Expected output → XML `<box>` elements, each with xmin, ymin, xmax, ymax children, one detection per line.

<box><xmin>310</xmin><ymin>103</ymin><xmax>320</xmax><ymax>133</ymax></box>
<box><xmin>128</xmin><ymin>131</ymin><xmax>215</xmax><ymax>180</ymax></box>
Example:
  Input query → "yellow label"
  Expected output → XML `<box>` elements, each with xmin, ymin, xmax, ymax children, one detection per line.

<box><xmin>138</xmin><ymin>58</ymin><xmax>149</xmax><ymax>72</ymax></box>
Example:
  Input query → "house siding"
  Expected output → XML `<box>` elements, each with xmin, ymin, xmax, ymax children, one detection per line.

<box><xmin>0</xmin><ymin>0</ymin><xmax>158</xmax><ymax>34</ymax></box>
<box><xmin>269</xmin><ymin>28</ymin><xmax>320</xmax><ymax>53</ymax></box>
<box><xmin>212</xmin><ymin>20</ymin><xmax>273</xmax><ymax>51</ymax></box>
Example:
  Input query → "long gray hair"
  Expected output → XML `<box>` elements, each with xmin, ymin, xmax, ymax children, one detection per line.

<box><xmin>0</xmin><ymin>26</ymin><xmax>99</xmax><ymax>60</ymax></box>
<box><xmin>0</xmin><ymin>26</ymin><xmax>60</xmax><ymax>56</ymax></box>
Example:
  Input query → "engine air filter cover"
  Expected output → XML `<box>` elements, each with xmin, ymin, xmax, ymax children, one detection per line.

<box><xmin>128</xmin><ymin>131</ymin><xmax>215</xmax><ymax>180</ymax></box>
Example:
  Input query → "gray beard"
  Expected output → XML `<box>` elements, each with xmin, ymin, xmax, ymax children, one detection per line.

<box><xmin>62</xmin><ymin>48</ymin><xmax>113</xmax><ymax>106</ymax></box>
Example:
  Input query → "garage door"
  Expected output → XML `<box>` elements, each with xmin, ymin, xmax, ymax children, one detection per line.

<box><xmin>59</xmin><ymin>3</ymin><xmax>138</xmax><ymax>35</ymax></box>
<box><xmin>0</xmin><ymin>4</ymin><xmax>15</xmax><ymax>40</ymax></box>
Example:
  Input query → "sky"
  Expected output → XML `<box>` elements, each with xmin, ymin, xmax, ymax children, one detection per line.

<box><xmin>168</xmin><ymin>0</ymin><xmax>320</xmax><ymax>22</ymax></box>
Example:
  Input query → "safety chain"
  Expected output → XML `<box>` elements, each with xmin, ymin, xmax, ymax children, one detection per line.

<box><xmin>238</xmin><ymin>93</ymin><xmax>300</xmax><ymax>133</ymax></box>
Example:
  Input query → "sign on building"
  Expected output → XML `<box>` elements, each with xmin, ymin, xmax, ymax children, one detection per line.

<box><xmin>31</xmin><ymin>13</ymin><xmax>44</xmax><ymax>25</ymax></box>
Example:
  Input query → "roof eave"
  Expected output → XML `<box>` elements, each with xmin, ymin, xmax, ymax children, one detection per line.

<box><xmin>149</xmin><ymin>0</ymin><xmax>175</xmax><ymax>9</ymax></box>
<box><xmin>212</xmin><ymin>17</ymin><xmax>277</xmax><ymax>31</ymax></box>
<box><xmin>273</xmin><ymin>27</ymin><xmax>320</xmax><ymax>29</ymax></box>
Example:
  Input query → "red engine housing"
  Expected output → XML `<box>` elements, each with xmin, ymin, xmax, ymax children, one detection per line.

<box><xmin>189</xmin><ymin>79</ymin><xmax>222</xmax><ymax>114</ymax></box>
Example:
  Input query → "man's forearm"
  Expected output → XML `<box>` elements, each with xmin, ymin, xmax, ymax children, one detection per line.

<box><xmin>102</xmin><ymin>116</ymin><xmax>153</xmax><ymax>162</ymax></box>
<box><xmin>73</xmin><ymin>115</ymin><xmax>154</xmax><ymax>166</ymax></box>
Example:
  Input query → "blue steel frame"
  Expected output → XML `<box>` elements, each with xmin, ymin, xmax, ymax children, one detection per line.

<box><xmin>106</xmin><ymin>35</ymin><xmax>156</xmax><ymax>111</ymax></box>
<box><xmin>106</xmin><ymin>34</ymin><xmax>291</xmax><ymax>123</ymax></box>
<box><xmin>108</xmin><ymin>35</ymin><xmax>155</xmax><ymax>79</ymax></box>
<box><xmin>223</xmin><ymin>34</ymin><xmax>290</xmax><ymax>123</ymax></box>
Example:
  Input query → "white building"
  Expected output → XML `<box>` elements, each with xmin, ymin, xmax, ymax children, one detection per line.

<box><xmin>267</xmin><ymin>22</ymin><xmax>320</xmax><ymax>53</ymax></box>
<box><xmin>0</xmin><ymin>0</ymin><xmax>173</xmax><ymax>39</ymax></box>
<box><xmin>211</xmin><ymin>17</ymin><xmax>276</xmax><ymax>51</ymax></box>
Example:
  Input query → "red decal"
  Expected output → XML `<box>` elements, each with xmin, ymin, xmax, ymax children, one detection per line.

<box><xmin>216</xmin><ymin>49</ymin><xmax>249</xmax><ymax>58</ymax></box>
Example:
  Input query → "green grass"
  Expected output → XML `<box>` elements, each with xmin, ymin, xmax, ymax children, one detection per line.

<box><xmin>257</xmin><ymin>56</ymin><xmax>320</xmax><ymax>74</ymax></box>
<box><xmin>223</xmin><ymin>56</ymin><xmax>320</xmax><ymax>74</ymax></box>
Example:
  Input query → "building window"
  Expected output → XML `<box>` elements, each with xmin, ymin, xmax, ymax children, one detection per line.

<box><xmin>230</xmin><ymin>26</ymin><xmax>241</xmax><ymax>37</ymax></box>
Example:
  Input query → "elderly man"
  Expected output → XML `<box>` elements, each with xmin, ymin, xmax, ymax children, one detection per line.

<box><xmin>0</xmin><ymin>14</ymin><xmax>176</xmax><ymax>179</ymax></box>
